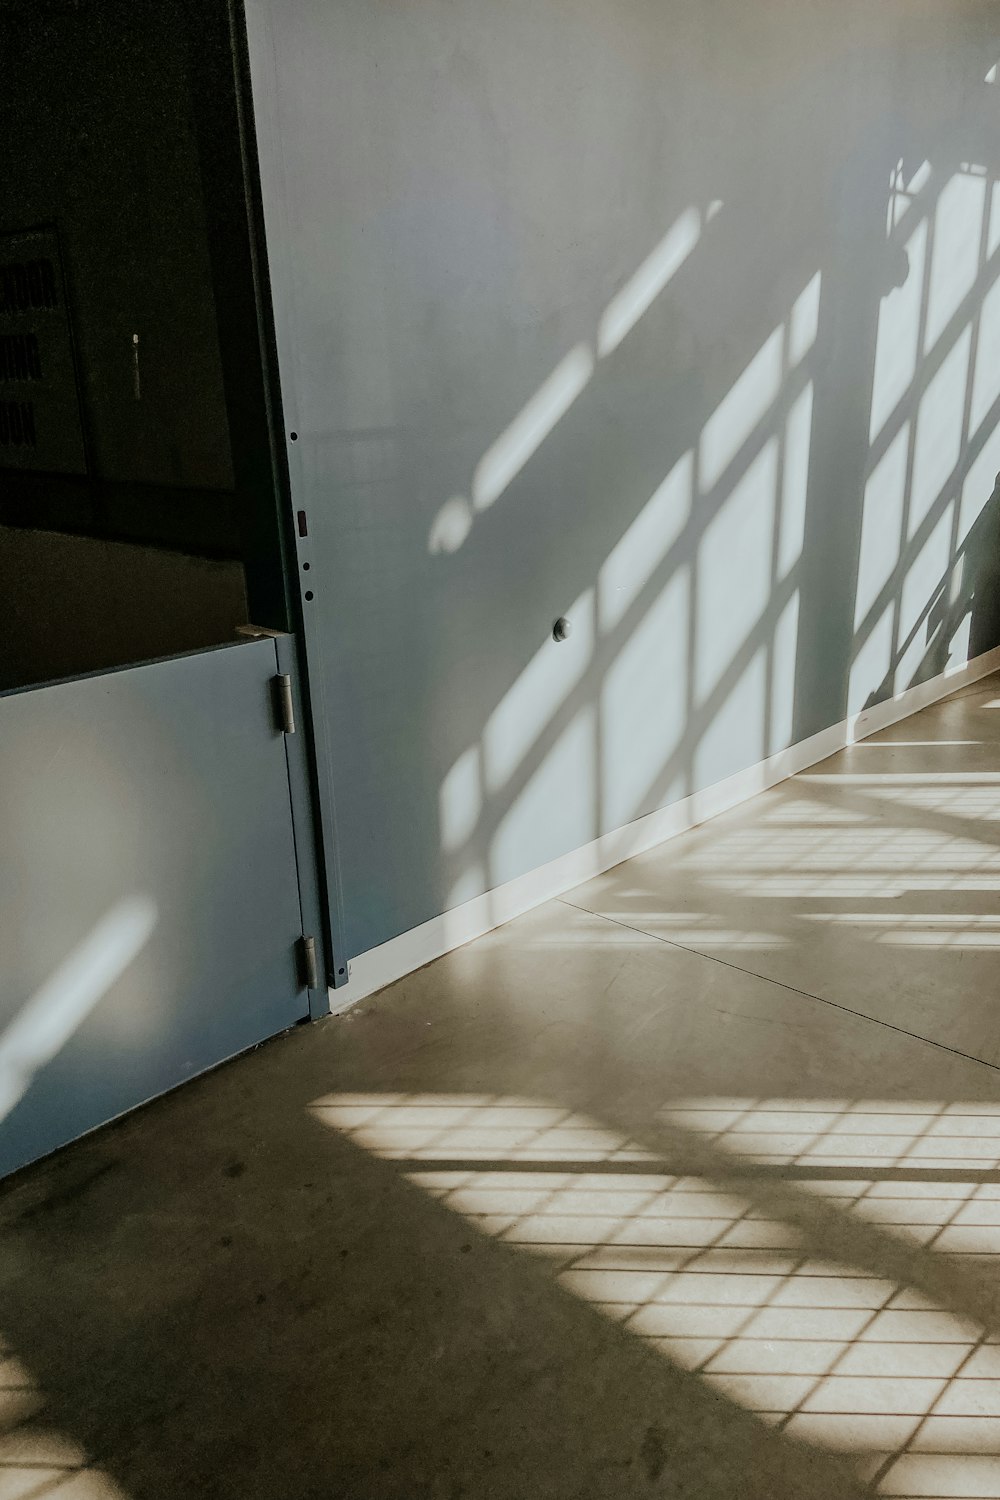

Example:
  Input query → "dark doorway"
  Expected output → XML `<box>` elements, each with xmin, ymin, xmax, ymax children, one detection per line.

<box><xmin>0</xmin><ymin>0</ymin><xmax>291</xmax><ymax>690</ymax></box>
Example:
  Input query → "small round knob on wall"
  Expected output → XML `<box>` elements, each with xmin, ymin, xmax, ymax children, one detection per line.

<box><xmin>552</xmin><ymin>617</ymin><xmax>572</xmax><ymax>642</ymax></box>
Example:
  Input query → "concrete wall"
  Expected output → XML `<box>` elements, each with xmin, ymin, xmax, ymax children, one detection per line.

<box><xmin>246</xmin><ymin>0</ymin><xmax>1000</xmax><ymax>959</ymax></box>
<box><xmin>0</xmin><ymin>527</ymin><xmax>247</xmax><ymax>691</ymax></box>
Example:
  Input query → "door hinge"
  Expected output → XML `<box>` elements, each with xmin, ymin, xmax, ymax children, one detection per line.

<box><xmin>296</xmin><ymin>934</ymin><xmax>319</xmax><ymax>991</ymax></box>
<box><xmin>272</xmin><ymin>673</ymin><xmax>296</xmax><ymax>735</ymax></box>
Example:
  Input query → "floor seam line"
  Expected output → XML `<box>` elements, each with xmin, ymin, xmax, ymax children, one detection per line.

<box><xmin>555</xmin><ymin>895</ymin><xmax>1000</xmax><ymax>1076</ymax></box>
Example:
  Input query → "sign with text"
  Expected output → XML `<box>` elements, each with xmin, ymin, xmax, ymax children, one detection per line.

<box><xmin>0</xmin><ymin>228</ymin><xmax>87</xmax><ymax>474</ymax></box>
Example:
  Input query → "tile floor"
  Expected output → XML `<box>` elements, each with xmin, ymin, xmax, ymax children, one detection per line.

<box><xmin>3</xmin><ymin>675</ymin><xmax>1000</xmax><ymax>1498</ymax></box>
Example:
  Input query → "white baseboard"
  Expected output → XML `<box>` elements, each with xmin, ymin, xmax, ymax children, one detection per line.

<box><xmin>328</xmin><ymin>642</ymin><xmax>1000</xmax><ymax>1015</ymax></box>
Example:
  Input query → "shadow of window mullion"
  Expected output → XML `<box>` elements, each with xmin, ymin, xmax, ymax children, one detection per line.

<box><xmin>598</xmin><ymin>1109</ymin><xmax>1000</xmax><ymax>1356</ymax></box>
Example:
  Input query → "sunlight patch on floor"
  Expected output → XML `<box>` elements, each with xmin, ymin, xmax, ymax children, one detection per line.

<box><xmin>674</xmin><ymin>777</ymin><xmax>1000</xmax><ymax>918</ymax></box>
<box><xmin>314</xmin><ymin>1092</ymin><xmax>1000</xmax><ymax>1499</ymax></box>
<box><xmin>0</xmin><ymin>1340</ymin><xmax>130</xmax><ymax>1498</ymax></box>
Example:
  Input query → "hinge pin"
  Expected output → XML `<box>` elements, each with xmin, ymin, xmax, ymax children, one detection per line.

<box><xmin>297</xmin><ymin>935</ymin><xmax>319</xmax><ymax>991</ymax></box>
<box><xmin>273</xmin><ymin>673</ymin><xmax>296</xmax><ymax>735</ymax></box>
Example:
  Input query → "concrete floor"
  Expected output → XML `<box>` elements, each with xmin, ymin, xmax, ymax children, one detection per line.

<box><xmin>4</xmin><ymin>675</ymin><xmax>1000</xmax><ymax>1499</ymax></box>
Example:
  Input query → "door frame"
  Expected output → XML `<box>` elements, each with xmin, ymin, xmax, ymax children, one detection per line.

<box><xmin>194</xmin><ymin>0</ymin><xmax>350</xmax><ymax>999</ymax></box>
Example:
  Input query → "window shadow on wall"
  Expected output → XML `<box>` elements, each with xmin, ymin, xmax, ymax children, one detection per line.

<box><xmin>296</xmin><ymin>1</ymin><xmax>1000</xmax><ymax>956</ymax></box>
<box><xmin>434</xmin><ymin>104</ymin><xmax>1000</xmax><ymax>941</ymax></box>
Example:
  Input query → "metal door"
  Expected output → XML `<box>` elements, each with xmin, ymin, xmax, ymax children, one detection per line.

<box><xmin>0</xmin><ymin>636</ymin><xmax>308</xmax><ymax>1177</ymax></box>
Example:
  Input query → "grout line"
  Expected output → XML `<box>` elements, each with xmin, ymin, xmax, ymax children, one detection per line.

<box><xmin>556</xmin><ymin>896</ymin><xmax>1000</xmax><ymax>1077</ymax></box>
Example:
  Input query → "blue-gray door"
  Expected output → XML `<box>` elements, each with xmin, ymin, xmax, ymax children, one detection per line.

<box><xmin>0</xmin><ymin>637</ymin><xmax>308</xmax><ymax>1178</ymax></box>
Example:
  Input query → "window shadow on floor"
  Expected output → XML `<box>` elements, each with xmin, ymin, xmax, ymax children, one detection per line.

<box><xmin>4</xmin><ymin>967</ymin><xmax>1000</xmax><ymax>1500</ymax></box>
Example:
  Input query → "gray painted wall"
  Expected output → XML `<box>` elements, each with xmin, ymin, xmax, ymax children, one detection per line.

<box><xmin>246</xmin><ymin>0</ymin><xmax>1000</xmax><ymax>959</ymax></box>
